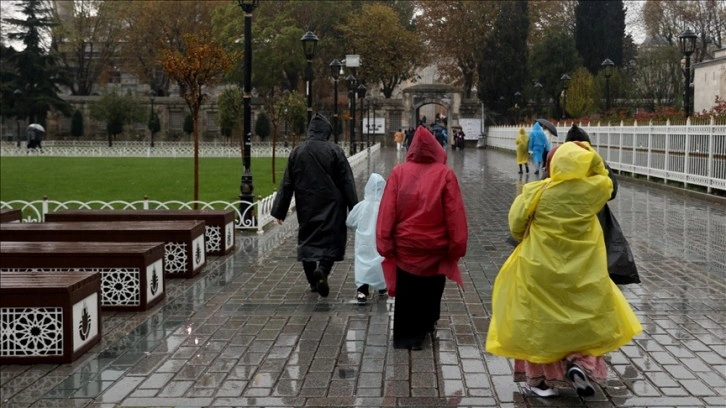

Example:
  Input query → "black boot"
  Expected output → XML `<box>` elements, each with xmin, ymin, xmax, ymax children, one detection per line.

<box><xmin>525</xmin><ymin>164</ymin><xmax>529</xmax><ymax>173</ymax></box>
<box><xmin>518</xmin><ymin>164</ymin><xmax>523</xmax><ymax>174</ymax></box>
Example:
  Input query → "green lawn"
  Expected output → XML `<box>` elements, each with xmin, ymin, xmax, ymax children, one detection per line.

<box><xmin>0</xmin><ymin>157</ymin><xmax>288</xmax><ymax>203</ymax></box>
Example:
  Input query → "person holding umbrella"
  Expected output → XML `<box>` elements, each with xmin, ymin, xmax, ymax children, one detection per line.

<box><xmin>26</xmin><ymin>123</ymin><xmax>45</xmax><ymax>152</ymax></box>
<box><xmin>527</xmin><ymin>122</ymin><xmax>549</xmax><ymax>175</ymax></box>
<box><xmin>535</xmin><ymin>119</ymin><xmax>558</xmax><ymax>173</ymax></box>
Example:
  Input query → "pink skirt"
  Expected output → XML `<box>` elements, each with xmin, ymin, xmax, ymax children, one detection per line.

<box><xmin>513</xmin><ymin>353</ymin><xmax>608</xmax><ymax>389</ymax></box>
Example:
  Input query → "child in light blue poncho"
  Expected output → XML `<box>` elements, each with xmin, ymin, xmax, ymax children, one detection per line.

<box><xmin>346</xmin><ymin>173</ymin><xmax>387</xmax><ymax>304</ymax></box>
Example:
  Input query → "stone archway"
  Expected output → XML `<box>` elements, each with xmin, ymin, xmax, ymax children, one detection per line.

<box><xmin>401</xmin><ymin>83</ymin><xmax>463</xmax><ymax>130</ymax></box>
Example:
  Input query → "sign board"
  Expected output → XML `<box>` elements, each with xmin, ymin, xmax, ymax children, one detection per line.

<box><xmin>458</xmin><ymin>118</ymin><xmax>482</xmax><ymax>140</ymax></box>
<box><xmin>362</xmin><ymin>118</ymin><xmax>386</xmax><ymax>135</ymax></box>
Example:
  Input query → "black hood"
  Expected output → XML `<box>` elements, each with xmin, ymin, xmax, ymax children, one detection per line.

<box><xmin>307</xmin><ymin>113</ymin><xmax>332</xmax><ymax>141</ymax></box>
<box><xmin>565</xmin><ymin>125</ymin><xmax>592</xmax><ymax>143</ymax></box>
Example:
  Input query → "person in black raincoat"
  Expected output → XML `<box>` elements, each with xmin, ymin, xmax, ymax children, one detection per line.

<box><xmin>271</xmin><ymin>113</ymin><xmax>359</xmax><ymax>297</ymax></box>
<box><xmin>560</xmin><ymin>125</ymin><xmax>640</xmax><ymax>285</ymax></box>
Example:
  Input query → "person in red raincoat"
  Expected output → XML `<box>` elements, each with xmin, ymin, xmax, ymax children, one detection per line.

<box><xmin>376</xmin><ymin>125</ymin><xmax>468</xmax><ymax>350</ymax></box>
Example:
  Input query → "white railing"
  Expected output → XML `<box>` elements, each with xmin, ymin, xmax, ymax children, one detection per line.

<box><xmin>0</xmin><ymin>141</ymin><xmax>364</xmax><ymax>158</ymax></box>
<box><xmin>487</xmin><ymin>119</ymin><xmax>726</xmax><ymax>193</ymax></box>
<box><xmin>0</xmin><ymin>144</ymin><xmax>380</xmax><ymax>233</ymax></box>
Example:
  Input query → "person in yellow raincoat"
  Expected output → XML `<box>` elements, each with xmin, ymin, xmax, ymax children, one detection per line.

<box><xmin>486</xmin><ymin>141</ymin><xmax>642</xmax><ymax>398</ymax></box>
<box><xmin>515</xmin><ymin>128</ymin><xmax>529</xmax><ymax>174</ymax></box>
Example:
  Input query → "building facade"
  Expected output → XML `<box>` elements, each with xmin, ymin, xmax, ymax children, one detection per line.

<box><xmin>693</xmin><ymin>48</ymin><xmax>726</xmax><ymax>114</ymax></box>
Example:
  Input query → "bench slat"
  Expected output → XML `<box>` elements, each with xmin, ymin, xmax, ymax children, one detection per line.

<box><xmin>45</xmin><ymin>210</ymin><xmax>235</xmax><ymax>255</ymax></box>
<box><xmin>1</xmin><ymin>241</ymin><xmax>166</xmax><ymax>311</ymax></box>
<box><xmin>1</xmin><ymin>221</ymin><xmax>205</xmax><ymax>278</ymax></box>
<box><xmin>1</xmin><ymin>271</ymin><xmax>97</xmax><ymax>293</ymax></box>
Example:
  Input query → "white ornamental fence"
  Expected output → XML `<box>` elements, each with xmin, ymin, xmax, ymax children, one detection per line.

<box><xmin>487</xmin><ymin>119</ymin><xmax>726</xmax><ymax>193</ymax></box>
<box><xmin>0</xmin><ymin>143</ymin><xmax>380</xmax><ymax>234</ymax></box>
<box><xmin>0</xmin><ymin>140</ymin><xmax>369</xmax><ymax>158</ymax></box>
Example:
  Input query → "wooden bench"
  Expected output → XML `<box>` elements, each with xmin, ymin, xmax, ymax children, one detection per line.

<box><xmin>0</xmin><ymin>209</ymin><xmax>22</xmax><ymax>223</ymax></box>
<box><xmin>45</xmin><ymin>209</ymin><xmax>236</xmax><ymax>255</ymax></box>
<box><xmin>0</xmin><ymin>271</ymin><xmax>101</xmax><ymax>364</ymax></box>
<box><xmin>0</xmin><ymin>220</ymin><xmax>206</xmax><ymax>278</ymax></box>
<box><xmin>0</xmin><ymin>241</ymin><xmax>165</xmax><ymax>311</ymax></box>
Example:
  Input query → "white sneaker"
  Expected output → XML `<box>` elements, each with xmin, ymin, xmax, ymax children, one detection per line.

<box><xmin>525</xmin><ymin>382</ymin><xmax>558</xmax><ymax>397</ymax></box>
<box><xmin>567</xmin><ymin>366</ymin><xmax>595</xmax><ymax>397</ymax></box>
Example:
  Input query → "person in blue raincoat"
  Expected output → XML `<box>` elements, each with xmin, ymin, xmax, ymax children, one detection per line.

<box><xmin>527</xmin><ymin>122</ymin><xmax>549</xmax><ymax>175</ymax></box>
<box><xmin>346</xmin><ymin>173</ymin><xmax>387</xmax><ymax>304</ymax></box>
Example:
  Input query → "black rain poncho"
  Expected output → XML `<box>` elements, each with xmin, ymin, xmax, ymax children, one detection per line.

<box><xmin>271</xmin><ymin>113</ymin><xmax>359</xmax><ymax>261</ymax></box>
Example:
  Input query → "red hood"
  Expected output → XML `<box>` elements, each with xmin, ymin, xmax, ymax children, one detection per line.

<box><xmin>406</xmin><ymin>125</ymin><xmax>446</xmax><ymax>164</ymax></box>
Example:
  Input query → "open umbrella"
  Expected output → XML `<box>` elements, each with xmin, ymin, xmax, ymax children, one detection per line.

<box><xmin>535</xmin><ymin>119</ymin><xmax>557</xmax><ymax>137</ymax></box>
<box><xmin>27</xmin><ymin>123</ymin><xmax>45</xmax><ymax>133</ymax></box>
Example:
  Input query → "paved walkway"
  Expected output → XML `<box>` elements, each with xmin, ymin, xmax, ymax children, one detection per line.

<box><xmin>1</xmin><ymin>146</ymin><xmax>725</xmax><ymax>408</ymax></box>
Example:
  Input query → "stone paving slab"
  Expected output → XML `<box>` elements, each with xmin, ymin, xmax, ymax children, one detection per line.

<box><xmin>0</xmin><ymin>147</ymin><xmax>724</xmax><ymax>408</ymax></box>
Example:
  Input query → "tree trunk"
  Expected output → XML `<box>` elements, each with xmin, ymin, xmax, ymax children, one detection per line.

<box><xmin>193</xmin><ymin>107</ymin><xmax>199</xmax><ymax>209</ymax></box>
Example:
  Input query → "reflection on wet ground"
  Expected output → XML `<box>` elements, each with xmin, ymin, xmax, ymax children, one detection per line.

<box><xmin>1</xmin><ymin>146</ymin><xmax>724</xmax><ymax>407</ymax></box>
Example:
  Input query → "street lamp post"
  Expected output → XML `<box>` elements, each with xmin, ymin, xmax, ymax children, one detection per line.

<box><xmin>679</xmin><ymin>29</ymin><xmax>698</xmax><ymax>117</ymax></box>
<box><xmin>13</xmin><ymin>89</ymin><xmax>22</xmax><ymax>147</ymax></box>
<box><xmin>601</xmin><ymin>58</ymin><xmax>615</xmax><ymax>112</ymax></box>
<box><xmin>347</xmin><ymin>74</ymin><xmax>357</xmax><ymax>155</ymax></box>
<box><xmin>149</xmin><ymin>91</ymin><xmax>156</xmax><ymax>147</ymax></box>
<box><xmin>238</xmin><ymin>0</ymin><xmax>259</xmax><ymax>222</ymax></box>
<box><xmin>301</xmin><ymin>31</ymin><xmax>318</xmax><ymax>124</ymax></box>
<box><xmin>369</xmin><ymin>96</ymin><xmax>377</xmax><ymax>148</ymax></box>
<box><xmin>534</xmin><ymin>82</ymin><xmax>543</xmax><ymax>117</ymax></box>
<box><xmin>329</xmin><ymin>59</ymin><xmax>342</xmax><ymax>144</ymax></box>
<box><xmin>514</xmin><ymin>91</ymin><xmax>521</xmax><ymax>123</ymax></box>
<box><xmin>357</xmin><ymin>84</ymin><xmax>366</xmax><ymax>154</ymax></box>
<box><xmin>561</xmin><ymin>73</ymin><xmax>571</xmax><ymax>119</ymax></box>
<box><xmin>366</xmin><ymin>98</ymin><xmax>371</xmax><ymax>147</ymax></box>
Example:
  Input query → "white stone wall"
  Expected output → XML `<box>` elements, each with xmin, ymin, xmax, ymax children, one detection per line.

<box><xmin>693</xmin><ymin>49</ymin><xmax>726</xmax><ymax>114</ymax></box>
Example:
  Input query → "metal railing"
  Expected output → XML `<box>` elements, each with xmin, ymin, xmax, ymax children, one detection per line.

<box><xmin>486</xmin><ymin>118</ymin><xmax>726</xmax><ymax>193</ymax></box>
<box><xmin>0</xmin><ymin>144</ymin><xmax>380</xmax><ymax>233</ymax></box>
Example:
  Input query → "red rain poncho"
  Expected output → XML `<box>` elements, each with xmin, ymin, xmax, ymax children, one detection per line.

<box><xmin>376</xmin><ymin>126</ymin><xmax>468</xmax><ymax>296</ymax></box>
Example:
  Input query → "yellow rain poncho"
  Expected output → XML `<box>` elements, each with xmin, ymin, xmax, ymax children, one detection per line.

<box><xmin>486</xmin><ymin>142</ymin><xmax>642</xmax><ymax>364</ymax></box>
<box><xmin>515</xmin><ymin>128</ymin><xmax>529</xmax><ymax>165</ymax></box>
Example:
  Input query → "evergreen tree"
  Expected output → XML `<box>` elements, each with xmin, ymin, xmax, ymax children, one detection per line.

<box><xmin>574</xmin><ymin>0</ymin><xmax>626</xmax><ymax>75</ymax></box>
<box><xmin>476</xmin><ymin>0</ymin><xmax>529</xmax><ymax>120</ymax></box>
<box><xmin>183</xmin><ymin>114</ymin><xmax>194</xmax><ymax>137</ymax></box>
<box><xmin>71</xmin><ymin>109</ymin><xmax>84</xmax><ymax>138</ymax></box>
<box><xmin>2</xmin><ymin>0</ymin><xmax>72</xmax><ymax>124</ymax></box>
<box><xmin>254</xmin><ymin>111</ymin><xmax>270</xmax><ymax>140</ymax></box>
<box><xmin>529</xmin><ymin>31</ymin><xmax>582</xmax><ymax>118</ymax></box>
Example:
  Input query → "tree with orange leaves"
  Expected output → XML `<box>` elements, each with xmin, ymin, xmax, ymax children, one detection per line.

<box><xmin>160</xmin><ymin>33</ymin><xmax>235</xmax><ymax>204</ymax></box>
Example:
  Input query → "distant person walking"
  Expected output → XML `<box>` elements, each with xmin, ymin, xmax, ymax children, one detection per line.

<box><xmin>271</xmin><ymin>113</ymin><xmax>359</xmax><ymax>297</ymax></box>
<box><xmin>486</xmin><ymin>141</ymin><xmax>642</xmax><ymax>398</ymax></box>
<box><xmin>528</xmin><ymin>122</ymin><xmax>549</xmax><ymax>175</ymax></box>
<box><xmin>404</xmin><ymin>127</ymin><xmax>414</xmax><ymax>149</ymax></box>
<box><xmin>346</xmin><ymin>173</ymin><xmax>387</xmax><ymax>305</ymax></box>
<box><xmin>394</xmin><ymin>129</ymin><xmax>404</xmax><ymax>151</ymax></box>
<box><xmin>26</xmin><ymin>127</ymin><xmax>43</xmax><ymax>152</ymax></box>
<box><xmin>515</xmin><ymin>127</ymin><xmax>530</xmax><ymax>174</ymax></box>
<box><xmin>454</xmin><ymin>128</ymin><xmax>465</xmax><ymax>150</ymax></box>
<box><xmin>377</xmin><ymin>125</ymin><xmax>468</xmax><ymax>350</ymax></box>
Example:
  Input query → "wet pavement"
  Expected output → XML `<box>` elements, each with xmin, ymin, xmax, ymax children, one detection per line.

<box><xmin>1</xmin><ymin>146</ymin><xmax>725</xmax><ymax>408</ymax></box>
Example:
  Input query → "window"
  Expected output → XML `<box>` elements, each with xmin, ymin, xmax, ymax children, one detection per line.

<box><xmin>206</xmin><ymin>111</ymin><xmax>219</xmax><ymax>131</ymax></box>
<box><xmin>170</xmin><ymin>111</ymin><xmax>184</xmax><ymax>131</ymax></box>
<box><xmin>390</xmin><ymin>111</ymin><xmax>401</xmax><ymax>134</ymax></box>
<box><xmin>58</xmin><ymin>116</ymin><xmax>71</xmax><ymax>133</ymax></box>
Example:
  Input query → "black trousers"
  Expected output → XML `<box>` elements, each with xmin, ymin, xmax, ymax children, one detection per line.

<box><xmin>302</xmin><ymin>259</ymin><xmax>334</xmax><ymax>286</ymax></box>
<box><xmin>393</xmin><ymin>267</ymin><xmax>445</xmax><ymax>349</ymax></box>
